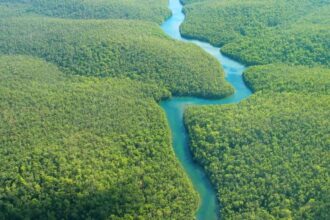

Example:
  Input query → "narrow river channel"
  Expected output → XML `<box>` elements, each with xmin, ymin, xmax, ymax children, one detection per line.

<box><xmin>160</xmin><ymin>0</ymin><xmax>252</xmax><ymax>219</ymax></box>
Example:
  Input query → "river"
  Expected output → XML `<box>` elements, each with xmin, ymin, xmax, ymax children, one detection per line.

<box><xmin>160</xmin><ymin>0</ymin><xmax>252</xmax><ymax>219</ymax></box>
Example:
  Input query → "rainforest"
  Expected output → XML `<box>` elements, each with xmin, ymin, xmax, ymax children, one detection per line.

<box><xmin>0</xmin><ymin>0</ymin><xmax>329</xmax><ymax>219</ymax></box>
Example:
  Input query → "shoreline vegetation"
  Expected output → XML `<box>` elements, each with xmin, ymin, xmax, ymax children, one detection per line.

<box><xmin>180</xmin><ymin>0</ymin><xmax>329</xmax><ymax>67</ymax></box>
<box><xmin>185</xmin><ymin>92</ymin><xmax>330</xmax><ymax>219</ymax></box>
<box><xmin>0</xmin><ymin>0</ymin><xmax>205</xmax><ymax>218</ymax></box>
<box><xmin>181</xmin><ymin>0</ymin><xmax>330</xmax><ymax>219</ymax></box>
<box><xmin>0</xmin><ymin>0</ymin><xmax>329</xmax><ymax>219</ymax></box>
<box><xmin>0</xmin><ymin>55</ymin><xmax>199</xmax><ymax>219</ymax></box>
<box><xmin>0</xmin><ymin>16</ymin><xmax>233</xmax><ymax>99</ymax></box>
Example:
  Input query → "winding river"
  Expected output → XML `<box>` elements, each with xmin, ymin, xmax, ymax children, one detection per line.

<box><xmin>160</xmin><ymin>0</ymin><xmax>252</xmax><ymax>219</ymax></box>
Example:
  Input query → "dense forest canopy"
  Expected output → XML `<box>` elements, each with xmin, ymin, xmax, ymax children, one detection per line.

<box><xmin>0</xmin><ymin>17</ymin><xmax>233</xmax><ymax>98</ymax></box>
<box><xmin>182</xmin><ymin>1</ymin><xmax>330</xmax><ymax>218</ymax></box>
<box><xmin>0</xmin><ymin>55</ymin><xmax>198</xmax><ymax>219</ymax></box>
<box><xmin>243</xmin><ymin>64</ymin><xmax>330</xmax><ymax>94</ymax></box>
<box><xmin>0</xmin><ymin>0</ymin><xmax>170</xmax><ymax>23</ymax></box>
<box><xmin>185</xmin><ymin>93</ymin><xmax>330</xmax><ymax>219</ymax></box>
<box><xmin>181</xmin><ymin>0</ymin><xmax>330</xmax><ymax>66</ymax></box>
<box><xmin>1</xmin><ymin>0</ymin><xmax>329</xmax><ymax>219</ymax></box>
<box><xmin>184</xmin><ymin>57</ymin><xmax>330</xmax><ymax>219</ymax></box>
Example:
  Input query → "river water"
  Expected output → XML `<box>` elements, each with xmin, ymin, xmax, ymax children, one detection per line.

<box><xmin>160</xmin><ymin>0</ymin><xmax>252</xmax><ymax>219</ymax></box>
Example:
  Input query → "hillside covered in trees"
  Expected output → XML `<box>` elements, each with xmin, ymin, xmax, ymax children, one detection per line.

<box><xmin>243</xmin><ymin>64</ymin><xmax>330</xmax><ymax>94</ymax></box>
<box><xmin>182</xmin><ymin>0</ymin><xmax>330</xmax><ymax>218</ymax></box>
<box><xmin>1</xmin><ymin>0</ymin><xmax>329</xmax><ymax>219</ymax></box>
<box><xmin>181</xmin><ymin>0</ymin><xmax>330</xmax><ymax>66</ymax></box>
<box><xmin>0</xmin><ymin>17</ymin><xmax>233</xmax><ymax>98</ymax></box>
<box><xmin>184</xmin><ymin>56</ymin><xmax>330</xmax><ymax>219</ymax></box>
<box><xmin>0</xmin><ymin>0</ymin><xmax>170</xmax><ymax>23</ymax></box>
<box><xmin>185</xmin><ymin>62</ymin><xmax>330</xmax><ymax>218</ymax></box>
<box><xmin>0</xmin><ymin>55</ymin><xmax>198</xmax><ymax>219</ymax></box>
<box><xmin>185</xmin><ymin>93</ymin><xmax>330</xmax><ymax>219</ymax></box>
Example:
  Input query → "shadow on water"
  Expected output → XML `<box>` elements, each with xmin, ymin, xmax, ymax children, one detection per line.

<box><xmin>160</xmin><ymin>0</ymin><xmax>252</xmax><ymax>219</ymax></box>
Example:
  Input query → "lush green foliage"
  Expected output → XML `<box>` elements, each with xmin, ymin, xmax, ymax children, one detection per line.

<box><xmin>183</xmin><ymin>1</ymin><xmax>330</xmax><ymax>218</ymax></box>
<box><xmin>185</xmin><ymin>60</ymin><xmax>330</xmax><ymax>218</ymax></box>
<box><xmin>2</xmin><ymin>0</ymin><xmax>329</xmax><ymax>219</ymax></box>
<box><xmin>185</xmin><ymin>93</ymin><xmax>330</xmax><ymax>219</ymax></box>
<box><xmin>0</xmin><ymin>17</ymin><xmax>233</xmax><ymax>98</ymax></box>
<box><xmin>181</xmin><ymin>0</ymin><xmax>330</xmax><ymax>66</ymax></box>
<box><xmin>0</xmin><ymin>55</ymin><xmax>199</xmax><ymax>219</ymax></box>
<box><xmin>0</xmin><ymin>0</ymin><xmax>170</xmax><ymax>23</ymax></box>
<box><xmin>244</xmin><ymin>64</ymin><xmax>330</xmax><ymax>94</ymax></box>
<box><xmin>221</xmin><ymin>20</ymin><xmax>330</xmax><ymax>67</ymax></box>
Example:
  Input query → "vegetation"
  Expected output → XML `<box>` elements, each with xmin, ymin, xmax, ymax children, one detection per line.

<box><xmin>221</xmin><ymin>21</ymin><xmax>330</xmax><ymax>67</ymax></box>
<box><xmin>0</xmin><ymin>55</ymin><xmax>199</xmax><ymax>219</ymax></box>
<box><xmin>181</xmin><ymin>0</ymin><xmax>330</xmax><ymax>66</ymax></box>
<box><xmin>185</xmin><ymin>93</ymin><xmax>330</xmax><ymax>219</ymax></box>
<box><xmin>183</xmin><ymin>1</ymin><xmax>330</xmax><ymax>218</ymax></box>
<box><xmin>1</xmin><ymin>0</ymin><xmax>329</xmax><ymax>219</ymax></box>
<box><xmin>0</xmin><ymin>17</ymin><xmax>233</xmax><ymax>98</ymax></box>
<box><xmin>0</xmin><ymin>0</ymin><xmax>170</xmax><ymax>23</ymax></box>
<box><xmin>244</xmin><ymin>64</ymin><xmax>330</xmax><ymax>94</ymax></box>
<box><xmin>185</xmin><ymin>59</ymin><xmax>330</xmax><ymax>219</ymax></box>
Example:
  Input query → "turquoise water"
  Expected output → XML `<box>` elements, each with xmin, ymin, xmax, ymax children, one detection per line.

<box><xmin>160</xmin><ymin>0</ymin><xmax>252</xmax><ymax>219</ymax></box>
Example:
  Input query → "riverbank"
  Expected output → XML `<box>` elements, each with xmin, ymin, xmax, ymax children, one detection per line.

<box><xmin>160</xmin><ymin>0</ymin><xmax>252</xmax><ymax>219</ymax></box>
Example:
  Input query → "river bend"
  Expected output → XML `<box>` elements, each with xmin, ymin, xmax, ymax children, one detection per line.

<box><xmin>160</xmin><ymin>0</ymin><xmax>252</xmax><ymax>219</ymax></box>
